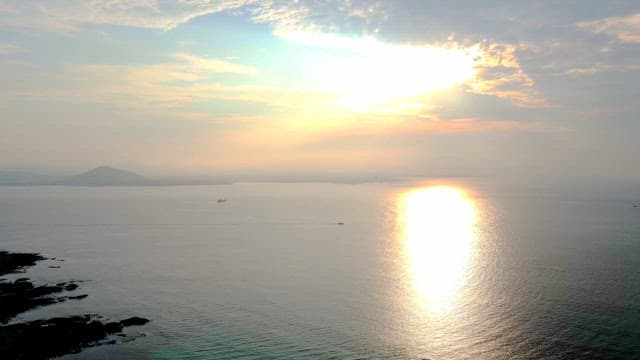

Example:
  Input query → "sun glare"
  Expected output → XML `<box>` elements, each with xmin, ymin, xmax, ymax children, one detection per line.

<box><xmin>284</xmin><ymin>31</ymin><xmax>479</xmax><ymax>111</ymax></box>
<box><xmin>332</xmin><ymin>47</ymin><xmax>476</xmax><ymax>111</ymax></box>
<box><xmin>399</xmin><ymin>186</ymin><xmax>477</xmax><ymax>313</ymax></box>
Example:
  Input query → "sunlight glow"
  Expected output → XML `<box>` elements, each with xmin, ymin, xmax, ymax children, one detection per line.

<box><xmin>282</xmin><ymin>31</ymin><xmax>479</xmax><ymax>111</ymax></box>
<box><xmin>399</xmin><ymin>186</ymin><xmax>476</xmax><ymax>313</ymax></box>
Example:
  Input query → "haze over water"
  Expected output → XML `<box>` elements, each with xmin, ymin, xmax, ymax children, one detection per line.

<box><xmin>1</xmin><ymin>182</ymin><xmax>639</xmax><ymax>359</ymax></box>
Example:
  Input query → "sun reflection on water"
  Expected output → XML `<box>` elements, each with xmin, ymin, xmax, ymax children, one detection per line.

<box><xmin>399</xmin><ymin>186</ymin><xmax>477</xmax><ymax>314</ymax></box>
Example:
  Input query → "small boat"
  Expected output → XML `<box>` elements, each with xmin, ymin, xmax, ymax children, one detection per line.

<box><xmin>217</xmin><ymin>199</ymin><xmax>227</xmax><ymax>203</ymax></box>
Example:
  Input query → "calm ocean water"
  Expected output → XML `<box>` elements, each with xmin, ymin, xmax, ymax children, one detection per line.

<box><xmin>1</xmin><ymin>182</ymin><xmax>639</xmax><ymax>359</ymax></box>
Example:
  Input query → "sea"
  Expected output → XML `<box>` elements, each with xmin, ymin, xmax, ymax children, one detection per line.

<box><xmin>0</xmin><ymin>181</ymin><xmax>639</xmax><ymax>359</ymax></box>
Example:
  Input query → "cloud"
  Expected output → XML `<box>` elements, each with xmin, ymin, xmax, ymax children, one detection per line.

<box><xmin>578</xmin><ymin>12</ymin><xmax>640</xmax><ymax>43</ymax></box>
<box><xmin>468</xmin><ymin>43</ymin><xmax>547</xmax><ymax>108</ymax></box>
<box><xmin>0</xmin><ymin>2</ymin><xmax>550</xmax><ymax>113</ymax></box>
<box><xmin>172</xmin><ymin>53</ymin><xmax>257</xmax><ymax>75</ymax></box>
<box><xmin>274</xmin><ymin>30</ymin><xmax>546</xmax><ymax>109</ymax></box>
<box><xmin>0</xmin><ymin>1</ymin><xmax>80</xmax><ymax>32</ymax></box>
<box><xmin>0</xmin><ymin>2</ymin><xmax>549</xmax><ymax>117</ymax></box>
<box><xmin>0</xmin><ymin>0</ymin><xmax>386</xmax><ymax>34</ymax></box>
<box><xmin>249</xmin><ymin>0</ymin><xmax>386</xmax><ymax>34</ymax></box>
<box><xmin>0</xmin><ymin>43</ymin><xmax>25</xmax><ymax>55</ymax></box>
<box><xmin>0</xmin><ymin>0</ymin><xmax>259</xmax><ymax>32</ymax></box>
<box><xmin>0</xmin><ymin>0</ymin><xmax>378</xmax><ymax>33</ymax></box>
<box><xmin>0</xmin><ymin>1</ymin><xmax>12</xmax><ymax>12</ymax></box>
<box><xmin>559</xmin><ymin>64</ymin><xmax>640</xmax><ymax>77</ymax></box>
<box><xmin>0</xmin><ymin>51</ymin><xmax>331</xmax><ymax>116</ymax></box>
<box><xmin>118</xmin><ymin>52</ymin><xmax>256</xmax><ymax>87</ymax></box>
<box><xmin>406</xmin><ymin>118</ymin><xmax>567</xmax><ymax>134</ymax></box>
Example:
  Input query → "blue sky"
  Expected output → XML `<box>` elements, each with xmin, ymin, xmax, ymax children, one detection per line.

<box><xmin>0</xmin><ymin>1</ymin><xmax>639</xmax><ymax>182</ymax></box>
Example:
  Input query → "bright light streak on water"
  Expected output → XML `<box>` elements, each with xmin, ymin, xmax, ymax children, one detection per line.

<box><xmin>399</xmin><ymin>186</ymin><xmax>477</xmax><ymax>314</ymax></box>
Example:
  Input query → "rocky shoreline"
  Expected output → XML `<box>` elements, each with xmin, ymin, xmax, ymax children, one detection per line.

<box><xmin>0</xmin><ymin>250</ymin><xmax>150</xmax><ymax>359</ymax></box>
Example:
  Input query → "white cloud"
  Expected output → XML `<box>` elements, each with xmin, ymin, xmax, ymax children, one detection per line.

<box><xmin>249</xmin><ymin>0</ymin><xmax>386</xmax><ymax>35</ymax></box>
<box><xmin>578</xmin><ymin>12</ymin><xmax>640</xmax><ymax>43</ymax></box>
<box><xmin>0</xmin><ymin>0</ymin><xmax>259</xmax><ymax>31</ymax></box>
<box><xmin>466</xmin><ymin>43</ymin><xmax>547</xmax><ymax>108</ymax></box>
<box><xmin>173</xmin><ymin>53</ymin><xmax>257</xmax><ymax>75</ymax></box>
<box><xmin>0</xmin><ymin>0</ymin><xmax>385</xmax><ymax>34</ymax></box>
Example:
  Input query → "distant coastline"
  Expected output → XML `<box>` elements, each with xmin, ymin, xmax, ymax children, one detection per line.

<box><xmin>0</xmin><ymin>166</ymin><xmax>405</xmax><ymax>187</ymax></box>
<box><xmin>0</xmin><ymin>166</ymin><xmax>233</xmax><ymax>187</ymax></box>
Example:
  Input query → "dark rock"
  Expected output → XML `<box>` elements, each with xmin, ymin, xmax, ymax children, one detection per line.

<box><xmin>0</xmin><ymin>251</ymin><xmax>150</xmax><ymax>358</ymax></box>
<box><xmin>0</xmin><ymin>279</ymin><xmax>71</xmax><ymax>323</ymax></box>
<box><xmin>0</xmin><ymin>251</ymin><xmax>46</xmax><ymax>276</ymax></box>
<box><xmin>104</xmin><ymin>321</ymin><xmax>124</xmax><ymax>333</ymax></box>
<box><xmin>0</xmin><ymin>255</ymin><xmax>83</xmax><ymax>324</ymax></box>
<box><xmin>119</xmin><ymin>317</ymin><xmax>150</xmax><ymax>327</ymax></box>
<box><xmin>0</xmin><ymin>315</ymin><xmax>149</xmax><ymax>359</ymax></box>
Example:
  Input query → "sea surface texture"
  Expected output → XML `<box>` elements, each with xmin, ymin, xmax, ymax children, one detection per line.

<box><xmin>0</xmin><ymin>182</ymin><xmax>639</xmax><ymax>359</ymax></box>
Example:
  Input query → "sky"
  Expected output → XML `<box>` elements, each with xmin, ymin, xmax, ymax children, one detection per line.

<box><xmin>0</xmin><ymin>1</ymin><xmax>639</xmax><ymax>183</ymax></box>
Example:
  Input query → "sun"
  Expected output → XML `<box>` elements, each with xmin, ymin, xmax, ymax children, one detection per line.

<box><xmin>285</xmin><ymin>32</ymin><xmax>479</xmax><ymax>111</ymax></box>
<box><xmin>333</xmin><ymin>46</ymin><xmax>477</xmax><ymax>111</ymax></box>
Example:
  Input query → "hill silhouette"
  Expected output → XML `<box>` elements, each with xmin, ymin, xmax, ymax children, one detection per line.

<box><xmin>60</xmin><ymin>166</ymin><xmax>146</xmax><ymax>186</ymax></box>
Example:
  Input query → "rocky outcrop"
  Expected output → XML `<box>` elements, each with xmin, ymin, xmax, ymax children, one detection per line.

<box><xmin>0</xmin><ymin>250</ymin><xmax>150</xmax><ymax>359</ymax></box>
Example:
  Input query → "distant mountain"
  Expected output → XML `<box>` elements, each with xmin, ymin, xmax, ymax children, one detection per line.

<box><xmin>0</xmin><ymin>171</ymin><xmax>63</xmax><ymax>186</ymax></box>
<box><xmin>60</xmin><ymin>166</ymin><xmax>147</xmax><ymax>186</ymax></box>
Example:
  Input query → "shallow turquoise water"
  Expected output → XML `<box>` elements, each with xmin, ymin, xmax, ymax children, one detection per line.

<box><xmin>0</xmin><ymin>182</ymin><xmax>639</xmax><ymax>359</ymax></box>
